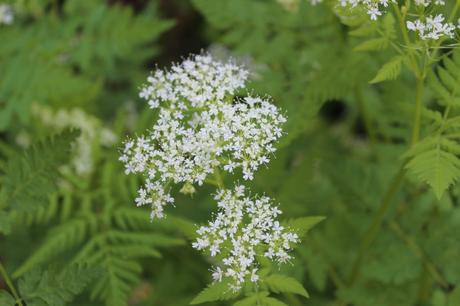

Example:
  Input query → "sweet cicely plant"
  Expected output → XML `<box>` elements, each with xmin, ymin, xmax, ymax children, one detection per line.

<box><xmin>120</xmin><ymin>54</ymin><xmax>323</xmax><ymax>304</ymax></box>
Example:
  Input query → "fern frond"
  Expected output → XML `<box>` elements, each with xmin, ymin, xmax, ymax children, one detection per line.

<box><xmin>16</xmin><ymin>265</ymin><xmax>99</xmax><ymax>306</ymax></box>
<box><xmin>1</xmin><ymin>129</ymin><xmax>79</xmax><ymax>213</ymax></box>
<box><xmin>405</xmin><ymin>137</ymin><xmax>460</xmax><ymax>199</ymax></box>
<box><xmin>13</xmin><ymin>216</ymin><xmax>93</xmax><ymax>278</ymax></box>
<box><xmin>190</xmin><ymin>280</ymin><xmax>238</xmax><ymax>305</ymax></box>
<box><xmin>370</xmin><ymin>56</ymin><xmax>404</xmax><ymax>84</ymax></box>
<box><xmin>430</xmin><ymin>50</ymin><xmax>460</xmax><ymax>108</ymax></box>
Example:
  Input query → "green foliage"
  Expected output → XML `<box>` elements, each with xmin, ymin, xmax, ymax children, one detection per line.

<box><xmin>0</xmin><ymin>0</ymin><xmax>172</xmax><ymax>129</ymax></box>
<box><xmin>1</xmin><ymin>265</ymin><xmax>98</xmax><ymax>306</ymax></box>
<box><xmin>285</xmin><ymin>216</ymin><xmax>325</xmax><ymax>239</ymax></box>
<box><xmin>0</xmin><ymin>130</ymin><xmax>79</xmax><ymax>234</ymax></box>
<box><xmin>0</xmin><ymin>290</ymin><xmax>15</xmax><ymax>305</ymax></box>
<box><xmin>192</xmin><ymin>0</ymin><xmax>375</xmax><ymax>146</ymax></box>
<box><xmin>11</xmin><ymin>159</ymin><xmax>189</xmax><ymax>306</ymax></box>
<box><xmin>263</xmin><ymin>274</ymin><xmax>309</xmax><ymax>298</ymax></box>
<box><xmin>0</xmin><ymin>129</ymin><xmax>79</xmax><ymax>212</ymax></box>
<box><xmin>232</xmin><ymin>292</ymin><xmax>289</xmax><ymax>306</ymax></box>
<box><xmin>190</xmin><ymin>281</ymin><xmax>238</xmax><ymax>304</ymax></box>
<box><xmin>370</xmin><ymin>56</ymin><xmax>404</xmax><ymax>84</ymax></box>
<box><xmin>405</xmin><ymin>50</ymin><xmax>460</xmax><ymax>198</ymax></box>
<box><xmin>2</xmin><ymin>0</ymin><xmax>460</xmax><ymax>306</ymax></box>
<box><xmin>405</xmin><ymin>136</ymin><xmax>460</xmax><ymax>199</ymax></box>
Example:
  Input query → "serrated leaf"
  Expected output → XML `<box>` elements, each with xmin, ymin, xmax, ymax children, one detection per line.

<box><xmin>190</xmin><ymin>281</ymin><xmax>238</xmax><ymax>304</ymax></box>
<box><xmin>430</xmin><ymin>49</ymin><xmax>460</xmax><ymax>108</ymax></box>
<box><xmin>370</xmin><ymin>56</ymin><xmax>403</xmax><ymax>84</ymax></box>
<box><xmin>264</xmin><ymin>274</ymin><xmax>309</xmax><ymax>298</ymax></box>
<box><xmin>405</xmin><ymin>137</ymin><xmax>460</xmax><ymax>199</ymax></box>
<box><xmin>382</xmin><ymin>13</ymin><xmax>396</xmax><ymax>39</ymax></box>
<box><xmin>354</xmin><ymin>38</ymin><xmax>388</xmax><ymax>52</ymax></box>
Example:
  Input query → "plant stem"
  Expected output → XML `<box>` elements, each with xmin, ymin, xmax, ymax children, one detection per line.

<box><xmin>347</xmin><ymin>166</ymin><xmax>405</xmax><ymax>285</ymax></box>
<box><xmin>449</xmin><ymin>0</ymin><xmax>460</xmax><ymax>22</ymax></box>
<box><xmin>0</xmin><ymin>261</ymin><xmax>23</xmax><ymax>306</ymax></box>
<box><xmin>410</xmin><ymin>76</ymin><xmax>424</xmax><ymax>146</ymax></box>
<box><xmin>392</xmin><ymin>3</ymin><xmax>419</xmax><ymax>76</ymax></box>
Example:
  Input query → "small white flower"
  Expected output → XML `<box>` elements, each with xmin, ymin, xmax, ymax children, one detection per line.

<box><xmin>250</xmin><ymin>268</ymin><xmax>259</xmax><ymax>283</ymax></box>
<box><xmin>211</xmin><ymin>266</ymin><xmax>223</xmax><ymax>282</ymax></box>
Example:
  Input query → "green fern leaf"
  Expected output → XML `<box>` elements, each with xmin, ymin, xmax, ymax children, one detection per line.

<box><xmin>370</xmin><ymin>56</ymin><xmax>403</xmax><ymax>84</ymax></box>
<box><xmin>405</xmin><ymin>137</ymin><xmax>460</xmax><ymax>199</ymax></box>
<box><xmin>430</xmin><ymin>50</ymin><xmax>460</xmax><ymax>108</ymax></box>
<box><xmin>353</xmin><ymin>38</ymin><xmax>388</xmax><ymax>52</ymax></box>
<box><xmin>264</xmin><ymin>274</ymin><xmax>309</xmax><ymax>298</ymax></box>
<box><xmin>18</xmin><ymin>265</ymin><xmax>98</xmax><ymax>306</ymax></box>
<box><xmin>190</xmin><ymin>281</ymin><xmax>238</xmax><ymax>304</ymax></box>
<box><xmin>89</xmin><ymin>253</ymin><xmax>142</xmax><ymax>306</ymax></box>
<box><xmin>13</xmin><ymin>216</ymin><xmax>93</xmax><ymax>278</ymax></box>
<box><xmin>0</xmin><ymin>129</ymin><xmax>79</xmax><ymax>213</ymax></box>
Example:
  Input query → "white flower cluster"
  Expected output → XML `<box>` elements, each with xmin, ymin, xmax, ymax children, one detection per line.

<box><xmin>0</xmin><ymin>3</ymin><xmax>13</xmax><ymax>25</ymax></box>
<box><xmin>120</xmin><ymin>54</ymin><xmax>286</xmax><ymax>219</ymax></box>
<box><xmin>192</xmin><ymin>185</ymin><xmax>299</xmax><ymax>291</ymax></box>
<box><xmin>339</xmin><ymin>0</ymin><xmax>396</xmax><ymax>20</ymax></box>
<box><xmin>414</xmin><ymin>0</ymin><xmax>445</xmax><ymax>6</ymax></box>
<box><xmin>338</xmin><ymin>0</ymin><xmax>457</xmax><ymax>40</ymax></box>
<box><xmin>33</xmin><ymin>105</ymin><xmax>117</xmax><ymax>176</ymax></box>
<box><xmin>407</xmin><ymin>14</ymin><xmax>456</xmax><ymax>40</ymax></box>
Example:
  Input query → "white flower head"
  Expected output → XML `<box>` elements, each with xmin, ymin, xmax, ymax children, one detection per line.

<box><xmin>192</xmin><ymin>185</ymin><xmax>299</xmax><ymax>291</ymax></box>
<box><xmin>120</xmin><ymin>54</ymin><xmax>286</xmax><ymax>220</ymax></box>
<box><xmin>0</xmin><ymin>4</ymin><xmax>13</xmax><ymax>25</ymax></box>
<box><xmin>339</xmin><ymin>0</ymin><xmax>396</xmax><ymax>20</ymax></box>
<box><xmin>407</xmin><ymin>14</ymin><xmax>456</xmax><ymax>40</ymax></box>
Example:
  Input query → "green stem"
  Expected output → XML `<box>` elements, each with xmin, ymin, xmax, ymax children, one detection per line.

<box><xmin>0</xmin><ymin>261</ymin><xmax>23</xmax><ymax>306</ymax></box>
<box><xmin>392</xmin><ymin>3</ymin><xmax>419</xmax><ymax>76</ymax></box>
<box><xmin>410</xmin><ymin>76</ymin><xmax>424</xmax><ymax>146</ymax></box>
<box><xmin>449</xmin><ymin>0</ymin><xmax>460</xmax><ymax>22</ymax></box>
<box><xmin>347</xmin><ymin>166</ymin><xmax>406</xmax><ymax>285</ymax></box>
